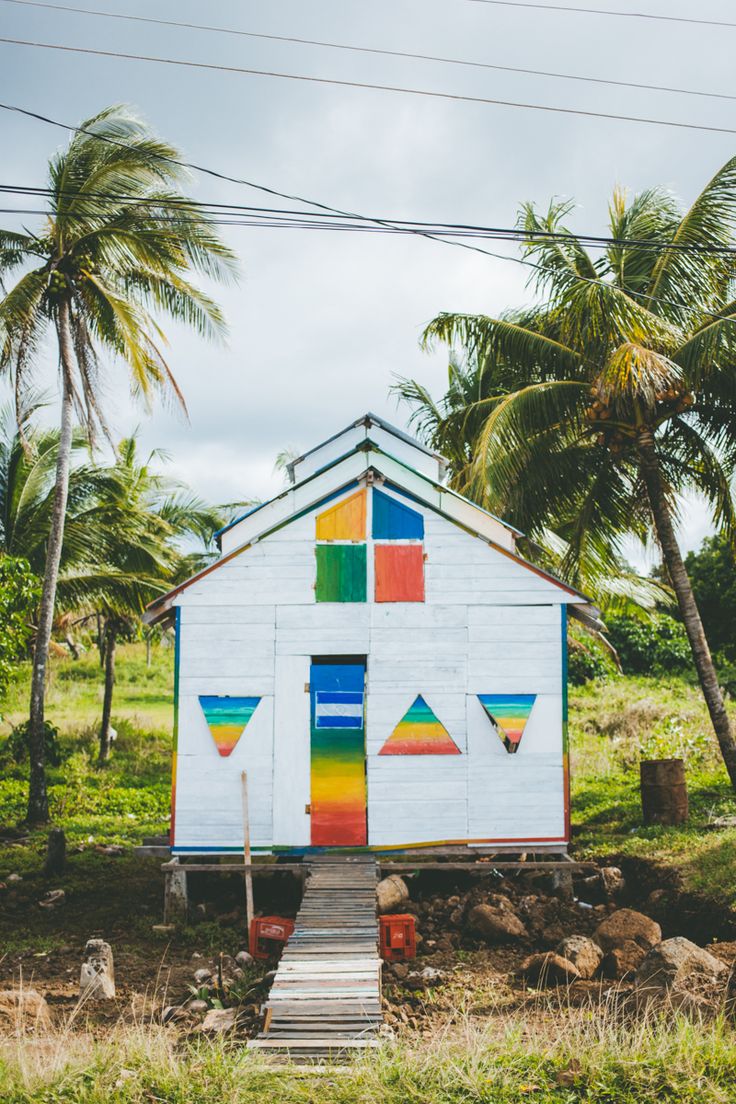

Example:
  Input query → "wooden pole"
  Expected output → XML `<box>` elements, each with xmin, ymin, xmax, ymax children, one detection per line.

<box><xmin>241</xmin><ymin>770</ymin><xmax>254</xmax><ymax>934</ymax></box>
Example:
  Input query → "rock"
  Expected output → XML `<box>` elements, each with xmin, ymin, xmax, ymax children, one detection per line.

<box><xmin>593</xmin><ymin>909</ymin><xmax>661</xmax><ymax>953</ymax></box>
<box><xmin>706</xmin><ymin>942</ymin><xmax>736</xmax><ymax>967</ymax></box>
<box><xmin>187</xmin><ymin>999</ymin><xmax>209</xmax><ymax>1014</ymax></box>
<box><xmin>43</xmin><ymin>828</ymin><xmax>66</xmax><ymax>877</ymax></box>
<box><xmin>601</xmin><ymin>940</ymin><xmax>648</xmax><ymax>980</ymax></box>
<box><xmin>235</xmin><ymin>950</ymin><xmax>255</xmax><ymax>970</ymax></box>
<box><xmin>556</xmin><ymin>935</ymin><xmax>603</xmax><ymax>980</ymax></box>
<box><xmin>635</xmin><ymin>937</ymin><xmax>727</xmax><ymax>994</ymax></box>
<box><xmin>521</xmin><ymin>953</ymin><xmax>581</xmax><ymax>987</ymax></box>
<box><xmin>486</xmin><ymin>893</ymin><xmax>515</xmax><ymax>913</ymax></box>
<box><xmin>7</xmin><ymin>873</ymin><xmax>22</xmax><ymax>883</ymax></box>
<box><xmin>0</xmin><ymin>989</ymin><xmax>50</xmax><ymax>1030</ymax></box>
<box><xmin>540</xmin><ymin>925</ymin><xmax>566</xmax><ymax>949</ymax></box>
<box><xmin>707</xmin><ymin>815</ymin><xmax>736</xmax><ymax>829</ymax></box>
<box><xmin>646</xmin><ymin>889</ymin><xmax>669</xmax><ymax>910</ymax></box>
<box><xmin>162</xmin><ymin>1004</ymin><xmax>188</xmax><ymax>1024</ymax></box>
<box><xmin>193</xmin><ymin>967</ymin><xmax>214</xmax><ymax>986</ymax></box>
<box><xmin>468</xmin><ymin>903</ymin><xmax>527</xmax><ymax>942</ymax></box>
<box><xmin>202</xmin><ymin>1007</ymin><xmax>237</xmax><ymax>1033</ymax></box>
<box><xmin>404</xmin><ymin>966</ymin><xmax>444</xmax><ymax>991</ymax></box>
<box><xmin>391</xmin><ymin>962</ymin><xmax>410</xmax><ymax>980</ymax></box>
<box><xmin>38</xmin><ymin>888</ymin><xmax>65</xmax><ymax>909</ymax></box>
<box><xmin>377</xmin><ymin>875</ymin><xmax>410</xmax><ymax>914</ymax></box>
<box><xmin>79</xmin><ymin>939</ymin><xmax>115</xmax><ymax>999</ymax></box>
<box><xmin>555</xmin><ymin>1059</ymin><xmax>582</xmax><ymax>1088</ymax></box>
<box><xmin>600</xmin><ymin>867</ymin><xmax>625</xmax><ymax>898</ymax></box>
<box><xmin>152</xmin><ymin>924</ymin><xmax>175</xmax><ymax>934</ymax></box>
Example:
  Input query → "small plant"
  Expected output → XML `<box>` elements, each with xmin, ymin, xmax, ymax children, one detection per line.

<box><xmin>639</xmin><ymin>716</ymin><xmax>711</xmax><ymax>765</ymax></box>
<box><xmin>5</xmin><ymin>719</ymin><xmax>63</xmax><ymax>767</ymax></box>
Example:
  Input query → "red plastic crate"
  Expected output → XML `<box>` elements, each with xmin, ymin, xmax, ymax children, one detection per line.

<box><xmin>249</xmin><ymin>915</ymin><xmax>295</xmax><ymax>960</ymax></box>
<box><xmin>379</xmin><ymin>914</ymin><xmax>416</xmax><ymax>962</ymax></box>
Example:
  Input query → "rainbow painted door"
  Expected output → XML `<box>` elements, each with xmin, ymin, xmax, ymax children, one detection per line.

<box><xmin>309</xmin><ymin>661</ymin><xmax>367</xmax><ymax>846</ymax></box>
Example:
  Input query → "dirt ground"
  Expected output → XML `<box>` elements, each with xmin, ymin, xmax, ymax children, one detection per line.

<box><xmin>2</xmin><ymin>847</ymin><xmax>736</xmax><ymax>1039</ymax></box>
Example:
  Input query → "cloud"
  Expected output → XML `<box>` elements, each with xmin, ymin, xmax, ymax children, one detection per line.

<box><xmin>0</xmin><ymin>0</ymin><xmax>733</xmax><ymax>532</ymax></box>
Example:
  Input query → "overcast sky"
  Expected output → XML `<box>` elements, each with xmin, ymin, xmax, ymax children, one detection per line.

<box><xmin>2</xmin><ymin>0</ymin><xmax>734</xmax><ymax>568</ymax></box>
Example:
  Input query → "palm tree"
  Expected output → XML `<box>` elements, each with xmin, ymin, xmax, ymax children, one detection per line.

<box><xmin>93</xmin><ymin>435</ymin><xmax>223</xmax><ymax>763</ymax></box>
<box><xmin>409</xmin><ymin>161</ymin><xmax>736</xmax><ymax>787</ymax></box>
<box><xmin>0</xmin><ymin>105</ymin><xmax>237</xmax><ymax>821</ymax></box>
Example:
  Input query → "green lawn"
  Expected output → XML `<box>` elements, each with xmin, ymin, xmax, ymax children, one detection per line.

<box><xmin>1</xmin><ymin>640</ymin><xmax>174</xmax><ymax>735</ymax></box>
<box><xmin>0</xmin><ymin>643</ymin><xmax>173</xmax><ymax>847</ymax></box>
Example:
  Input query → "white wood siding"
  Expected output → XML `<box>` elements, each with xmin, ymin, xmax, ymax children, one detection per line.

<box><xmin>172</xmin><ymin>484</ymin><xmax>568</xmax><ymax>852</ymax></box>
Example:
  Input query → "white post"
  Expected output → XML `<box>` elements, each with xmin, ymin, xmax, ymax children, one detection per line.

<box><xmin>241</xmin><ymin>770</ymin><xmax>254</xmax><ymax>934</ymax></box>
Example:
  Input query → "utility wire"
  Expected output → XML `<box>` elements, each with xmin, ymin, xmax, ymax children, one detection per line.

<box><xmin>1</xmin><ymin>36</ymin><xmax>735</xmax><ymax>136</ymax></box>
<box><xmin>2</xmin><ymin>100</ymin><xmax>736</xmax><ymax>332</ymax></box>
<box><xmin>1</xmin><ymin>0</ymin><xmax>733</xmax><ymax>104</ymax></box>
<box><xmin>4</xmin><ymin>182</ymin><xmax>736</xmax><ymax>257</ymax></box>
<box><xmin>463</xmin><ymin>0</ymin><xmax>736</xmax><ymax>30</ymax></box>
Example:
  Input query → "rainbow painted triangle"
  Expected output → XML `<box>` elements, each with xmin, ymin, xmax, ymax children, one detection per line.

<box><xmin>199</xmin><ymin>695</ymin><xmax>261</xmax><ymax>757</ymax></box>
<box><xmin>379</xmin><ymin>694</ymin><xmax>460</xmax><ymax>755</ymax></box>
<box><xmin>478</xmin><ymin>694</ymin><xmax>536</xmax><ymax>754</ymax></box>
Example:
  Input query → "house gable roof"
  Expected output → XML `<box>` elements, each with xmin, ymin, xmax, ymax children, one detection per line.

<box><xmin>144</xmin><ymin>438</ymin><xmax>599</xmax><ymax>626</ymax></box>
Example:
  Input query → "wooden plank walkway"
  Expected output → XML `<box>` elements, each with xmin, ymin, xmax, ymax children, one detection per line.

<box><xmin>248</xmin><ymin>854</ymin><xmax>382</xmax><ymax>1062</ymax></box>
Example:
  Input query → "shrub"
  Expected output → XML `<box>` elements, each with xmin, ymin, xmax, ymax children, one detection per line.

<box><xmin>606</xmin><ymin>613</ymin><xmax>691</xmax><ymax>676</ymax></box>
<box><xmin>5</xmin><ymin>719</ymin><xmax>63</xmax><ymax>767</ymax></box>
<box><xmin>0</xmin><ymin>556</ymin><xmax>40</xmax><ymax>701</ymax></box>
<box><xmin>568</xmin><ymin>638</ymin><xmax>610</xmax><ymax>685</ymax></box>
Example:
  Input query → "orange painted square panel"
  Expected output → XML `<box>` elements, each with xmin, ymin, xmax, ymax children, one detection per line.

<box><xmin>374</xmin><ymin>543</ymin><xmax>425</xmax><ymax>602</ymax></box>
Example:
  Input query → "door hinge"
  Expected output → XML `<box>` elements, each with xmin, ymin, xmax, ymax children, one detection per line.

<box><xmin>304</xmin><ymin>682</ymin><xmax>310</xmax><ymax>693</ymax></box>
<box><xmin>305</xmin><ymin>804</ymin><xmax>311</xmax><ymax>815</ymax></box>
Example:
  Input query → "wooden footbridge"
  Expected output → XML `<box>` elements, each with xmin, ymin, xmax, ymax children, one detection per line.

<box><xmin>248</xmin><ymin>854</ymin><xmax>382</xmax><ymax>1061</ymax></box>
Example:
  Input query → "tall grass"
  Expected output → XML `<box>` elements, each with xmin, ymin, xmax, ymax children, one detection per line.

<box><xmin>2</xmin><ymin>997</ymin><xmax>736</xmax><ymax>1102</ymax></box>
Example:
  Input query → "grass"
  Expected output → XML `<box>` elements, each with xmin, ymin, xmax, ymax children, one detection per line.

<box><xmin>0</xmin><ymin>641</ymin><xmax>174</xmax><ymax>736</ymax></box>
<box><xmin>569</xmin><ymin>674</ymin><xmax>736</xmax><ymax>903</ymax></box>
<box><xmin>0</xmin><ymin>643</ymin><xmax>172</xmax><ymax>851</ymax></box>
<box><xmin>2</xmin><ymin>1001</ymin><xmax>736</xmax><ymax>1102</ymax></box>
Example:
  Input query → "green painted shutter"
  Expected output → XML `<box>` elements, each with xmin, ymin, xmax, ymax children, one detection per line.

<box><xmin>315</xmin><ymin>544</ymin><xmax>367</xmax><ymax>602</ymax></box>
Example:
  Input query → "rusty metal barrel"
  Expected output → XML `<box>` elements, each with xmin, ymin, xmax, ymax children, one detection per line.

<box><xmin>640</xmin><ymin>758</ymin><xmax>688</xmax><ymax>825</ymax></box>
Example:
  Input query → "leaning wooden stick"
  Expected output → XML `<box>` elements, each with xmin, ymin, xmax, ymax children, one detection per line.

<box><xmin>241</xmin><ymin>770</ymin><xmax>254</xmax><ymax>932</ymax></box>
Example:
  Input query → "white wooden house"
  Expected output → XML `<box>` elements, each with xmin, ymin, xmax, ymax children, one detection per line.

<box><xmin>145</xmin><ymin>414</ymin><xmax>598</xmax><ymax>856</ymax></box>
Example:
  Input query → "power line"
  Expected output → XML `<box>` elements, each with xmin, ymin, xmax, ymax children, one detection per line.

<box><xmin>1</xmin><ymin>36</ymin><xmax>735</xmax><ymax>137</ymax></box>
<box><xmin>4</xmin><ymin>182</ymin><xmax>736</xmax><ymax>257</ymax></box>
<box><xmin>2</xmin><ymin>100</ymin><xmax>736</xmax><ymax>334</ymax></box>
<box><xmin>1</xmin><ymin>0</ymin><xmax>733</xmax><ymax>104</ymax></box>
<box><xmin>463</xmin><ymin>0</ymin><xmax>736</xmax><ymax>29</ymax></box>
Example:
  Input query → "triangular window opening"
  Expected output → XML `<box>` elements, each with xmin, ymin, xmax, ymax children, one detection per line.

<box><xmin>199</xmin><ymin>695</ymin><xmax>261</xmax><ymax>757</ymax></box>
<box><xmin>477</xmin><ymin>694</ymin><xmax>536</xmax><ymax>754</ymax></box>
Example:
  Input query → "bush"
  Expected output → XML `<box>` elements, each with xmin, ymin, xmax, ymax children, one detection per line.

<box><xmin>0</xmin><ymin>555</ymin><xmax>40</xmax><ymax>701</ymax></box>
<box><xmin>606</xmin><ymin>613</ymin><xmax>691</xmax><ymax>676</ymax></box>
<box><xmin>568</xmin><ymin>638</ymin><xmax>610</xmax><ymax>685</ymax></box>
<box><xmin>5</xmin><ymin>719</ymin><xmax>63</xmax><ymax>767</ymax></box>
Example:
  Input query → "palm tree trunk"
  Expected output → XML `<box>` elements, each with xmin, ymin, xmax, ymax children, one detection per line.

<box><xmin>98</xmin><ymin>619</ymin><xmax>117</xmax><ymax>764</ymax></box>
<box><xmin>97</xmin><ymin>611</ymin><xmax>106</xmax><ymax>668</ymax></box>
<box><xmin>26</xmin><ymin>299</ymin><xmax>75</xmax><ymax>823</ymax></box>
<box><xmin>638</xmin><ymin>432</ymin><xmax>736</xmax><ymax>790</ymax></box>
